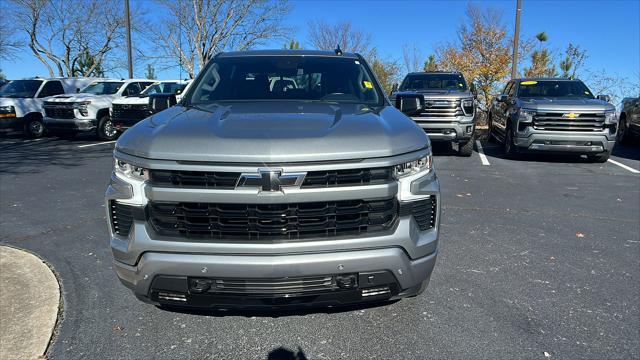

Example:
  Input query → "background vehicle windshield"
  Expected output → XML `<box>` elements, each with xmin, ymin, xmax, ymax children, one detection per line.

<box><xmin>141</xmin><ymin>82</ymin><xmax>187</xmax><ymax>95</ymax></box>
<box><xmin>0</xmin><ymin>80</ymin><xmax>43</xmax><ymax>98</ymax></box>
<box><xmin>400</xmin><ymin>73</ymin><xmax>467</xmax><ymax>91</ymax></box>
<box><xmin>80</xmin><ymin>81</ymin><xmax>123</xmax><ymax>95</ymax></box>
<box><xmin>518</xmin><ymin>80</ymin><xmax>594</xmax><ymax>98</ymax></box>
<box><xmin>190</xmin><ymin>56</ymin><xmax>382</xmax><ymax>105</ymax></box>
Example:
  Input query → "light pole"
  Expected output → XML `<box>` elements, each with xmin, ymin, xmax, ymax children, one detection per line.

<box><xmin>511</xmin><ymin>0</ymin><xmax>522</xmax><ymax>79</ymax></box>
<box><xmin>125</xmin><ymin>0</ymin><xmax>133</xmax><ymax>78</ymax></box>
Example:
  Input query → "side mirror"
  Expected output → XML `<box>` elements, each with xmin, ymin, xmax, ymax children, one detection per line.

<box><xmin>597</xmin><ymin>94</ymin><xmax>611</xmax><ymax>103</ymax></box>
<box><xmin>149</xmin><ymin>93</ymin><xmax>177</xmax><ymax>114</ymax></box>
<box><xmin>394</xmin><ymin>93</ymin><xmax>424</xmax><ymax>115</ymax></box>
<box><xmin>496</xmin><ymin>94</ymin><xmax>508</xmax><ymax>103</ymax></box>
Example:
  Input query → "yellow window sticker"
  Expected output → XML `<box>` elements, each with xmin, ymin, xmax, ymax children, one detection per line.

<box><xmin>520</xmin><ymin>81</ymin><xmax>538</xmax><ymax>85</ymax></box>
<box><xmin>363</xmin><ymin>81</ymin><xmax>373</xmax><ymax>89</ymax></box>
<box><xmin>152</xmin><ymin>82</ymin><xmax>161</xmax><ymax>85</ymax></box>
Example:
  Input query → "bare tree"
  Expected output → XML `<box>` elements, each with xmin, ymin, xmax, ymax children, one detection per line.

<box><xmin>402</xmin><ymin>44</ymin><xmax>422</xmax><ymax>74</ymax></box>
<box><xmin>10</xmin><ymin>0</ymin><xmax>126</xmax><ymax>77</ymax></box>
<box><xmin>0</xmin><ymin>5</ymin><xmax>23</xmax><ymax>61</ymax></box>
<box><xmin>151</xmin><ymin>0</ymin><xmax>290</xmax><ymax>79</ymax></box>
<box><xmin>559</xmin><ymin>43</ymin><xmax>587</xmax><ymax>79</ymax></box>
<box><xmin>307</xmin><ymin>20</ymin><xmax>375</xmax><ymax>59</ymax></box>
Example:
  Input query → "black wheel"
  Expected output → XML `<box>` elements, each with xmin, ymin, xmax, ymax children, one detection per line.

<box><xmin>23</xmin><ymin>117</ymin><xmax>44</xmax><ymax>138</ymax></box>
<box><xmin>587</xmin><ymin>152</ymin><xmax>610</xmax><ymax>163</ymax></box>
<box><xmin>97</xmin><ymin>115</ymin><xmax>118</xmax><ymax>141</ymax></box>
<box><xmin>458</xmin><ymin>135</ymin><xmax>474</xmax><ymax>157</ymax></box>
<box><xmin>487</xmin><ymin>114</ymin><xmax>497</xmax><ymax>143</ymax></box>
<box><xmin>504</xmin><ymin>128</ymin><xmax>519</xmax><ymax>159</ymax></box>
<box><xmin>617</xmin><ymin>115</ymin><xmax>631</xmax><ymax>145</ymax></box>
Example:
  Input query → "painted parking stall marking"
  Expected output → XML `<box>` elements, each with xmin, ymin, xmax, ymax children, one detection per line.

<box><xmin>607</xmin><ymin>159</ymin><xmax>640</xmax><ymax>174</ymax></box>
<box><xmin>475</xmin><ymin>140</ymin><xmax>490</xmax><ymax>166</ymax></box>
<box><xmin>77</xmin><ymin>141</ymin><xmax>116</xmax><ymax>148</ymax></box>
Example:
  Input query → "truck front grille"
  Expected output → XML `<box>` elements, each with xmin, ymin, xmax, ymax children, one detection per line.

<box><xmin>414</xmin><ymin>99</ymin><xmax>464</xmax><ymax>119</ymax></box>
<box><xmin>112</xmin><ymin>104</ymin><xmax>150</xmax><ymax>123</ymax></box>
<box><xmin>149</xmin><ymin>168</ymin><xmax>394</xmax><ymax>189</ymax></box>
<box><xmin>194</xmin><ymin>275</ymin><xmax>337</xmax><ymax>295</ymax></box>
<box><xmin>109</xmin><ymin>201</ymin><xmax>134</xmax><ymax>236</ymax></box>
<box><xmin>44</xmin><ymin>107</ymin><xmax>75</xmax><ymax>119</ymax></box>
<box><xmin>532</xmin><ymin>112</ymin><xmax>605</xmax><ymax>131</ymax></box>
<box><xmin>148</xmin><ymin>198</ymin><xmax>398</xmax><ymax>240</ymax></box>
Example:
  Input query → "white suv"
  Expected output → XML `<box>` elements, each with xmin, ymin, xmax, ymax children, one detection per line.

<box><xmin>0</xmin><ymin>77</ymin><xmax>94</xmax><ymax>138</ymax></box>
<box><xmin>43</xmin><ymin>79</ymin><xmax>154</xmax><ymax>140</ymax></box>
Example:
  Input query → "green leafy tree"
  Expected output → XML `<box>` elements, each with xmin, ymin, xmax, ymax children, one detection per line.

<box><xmin>284</xmin><ymin>39</ymin><xmax>301</xmax><ymax>49</ymax></box>
<box><xmin>524</xmin><ymin>32</ymin><xmax>557</xmax><ymax>77</ymax></box>
<box><xmin>371</xmin><ymin>57</ymin><xmax>400</xmax><ymax>95</ymax></box>
<box><xmin>423</xmin><ymin>55</ymin><xmax>438</xmax><ymax>72</ymax></box>
<box><xmin>73</xmin><ymin>47</ymin><xmax>105</xmax><ymax>77</ymax></box>
<box><xmin>559</xmin><ymin>43</ymin><xmax>587</xmax><ymax>79</ymax></box>
<box><xmin>145</xmin><ymin>64</ymin><xmax>156</xmax><ymax>79</ymax></box>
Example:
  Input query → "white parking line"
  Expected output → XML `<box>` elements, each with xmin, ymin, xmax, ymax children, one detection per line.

<box><xmin>77</xmin><ymin>141</ymin><xmax>116</xmax><ymax>148</ymax></box>
<box><xmin>607</xmin><ymin>159</ymin><xmax>640</xmax><ymax>174</ymax></box>
<box><xmin>475</xmin><ymin>140</ymin><xmax>490</xmax><ymax>166</ymax></box>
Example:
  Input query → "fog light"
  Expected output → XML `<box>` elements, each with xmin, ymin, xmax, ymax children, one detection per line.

<box><xmin>189</xmin><ymin>278</ymin><xmax>212</xmax><ymax>293</ymax></box>
<box><xmin>336</xmin><ymin>274</ymin><xmax>358</xmax><ymax>289</ymax></box>
<box><xmin>361</xmin><ymin>286</ymin><xmax>391</xmax><ymax>297</ymax></box>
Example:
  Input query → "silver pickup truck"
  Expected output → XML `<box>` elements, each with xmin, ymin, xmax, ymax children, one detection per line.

<box><xmin>105</xmin><ymin>50</ymin><xmax>441</xmax><ymax>309</ymax></box>
<box><xmin>390</xmin><ymin>72</ymin><xmax>476</xmax><ymax>156</ymax></box>
<box><xmin>488</xmin><ymin>78</ymin><xmax>617</xmax><ymax>162</ymax></box>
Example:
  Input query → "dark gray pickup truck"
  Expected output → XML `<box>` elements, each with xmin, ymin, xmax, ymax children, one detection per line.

<box><xmin>390</xmin><ymin>72</ymin><xmax>476</xmax><ymax>156</ymax></box>
<box><xmin>488</xmin><ymin>78</ymin><xmax>617</xmax><ymax>162</ymax></box>
<box><xmin>105</xmin><ymin>50</ymin><xmax>441</xmax><ymax>309</ymax></box>
<box><xmin>617</xmin><ymin>97</ymin><xmax>640</xmax><ymax>144</ymax></box>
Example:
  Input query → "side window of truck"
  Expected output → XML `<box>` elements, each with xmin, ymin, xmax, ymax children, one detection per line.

<box><xmin>38</xmin><ymin>81</ymin><xmax>65</xmax><ymax>98</ymax></box>
<box><xmin>139</xmin><ymin>82</ymin><xmax>154</xmax><ymax>93</ymax></box>
<box><xmin>508</xmin><ymin>82</ymin><xmax>517</xmax><ymax>97</ymax></box>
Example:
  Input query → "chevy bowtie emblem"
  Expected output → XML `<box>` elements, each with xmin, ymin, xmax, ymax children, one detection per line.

<box><xmin>236</xmin><ymin>169</ymin><xmax>306</xmax><ymax>192</ymax></box>
<box><xmin>562</xmin><ymin>112</ymin><xmax>579</xmax><ymax>118</ymax></box>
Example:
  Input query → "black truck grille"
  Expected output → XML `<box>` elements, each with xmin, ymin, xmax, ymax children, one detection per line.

<box><xmin>44</xmin><ymin>107</ymin><xmax>75</xmax><ymax>119</ymax></box>
<box><xmin>198</xmin><ymin>276</ymin><xmax>337</xmax><ymax>295</ymax></box>
<box><xmin>112</xmin><ymin>104</ymin><xmax>150</xmax><ymax>123</ymax></box>
<box><xmin>399</xmin><ymin>196</ymin><xmax>437</xmax><ymax>231</ymax></box>
<box><xmin>149</xmin><ymin>168</ymin><xmax>394</xmax><ymax>189</ymax></box>
<box><xmin>532</xmin><ymin>112</ymin><xmax>605</xmax><ymax>132</ymax></box>
<box><xmin>148</xmin><ymin>198</ymin><xmax>398</xmax><ymax>240</ymax></box>
<box><xmin>110</xmin><ymin>201</ymin><xmax>134</xmax><ymax>236</ymax></box>
<box><xmin>414</xmin><ymin>99</ymin><xmax>464</xmax><ymax>119</ymax></box>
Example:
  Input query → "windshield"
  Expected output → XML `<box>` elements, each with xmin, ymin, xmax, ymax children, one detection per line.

<box><xmin>80</xmin><ymin>81</ymin><xmax>123</xmax><ymax>95</ymax></box>
<box><xmin>400</xmin><ymin>73</ymin><xmax>467</xmax><ymax>91</ymax></box>
<box><xmin>518</xmin><ymin>80</ymin><xmax>594</xmax><ymax>98</ymax></box>
<box><xmin>0</xmin><ymin>80</ymin><xmax>43</xmax><ymax>98</ymax></box>
<box><xmin>189</xmin><ymin>56</ymin><xmax>382</xmax><ymax>105</ymax></box>
<box><xmin>141</xmin><ymin>82</ymin><xmax>187</xmax><ymax>95</ymax></box>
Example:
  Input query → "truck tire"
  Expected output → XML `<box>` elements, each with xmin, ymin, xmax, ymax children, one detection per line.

<box><xmin>458</xmin><ymin>136</ymin><xmax>474</xmax><ymax>157</ymax></box>
<box><xmin>504</xmin><ymin>128</ymin><xmax>519</xmax><ymax>159</ymax></box>
<box><xmin>487</xmin><ymin>114</ymin><xmax>497</xmax><ymax>143</ymax></box>
<box><xmin>97</xmin><ymin>115</ymin><xmax>118</xmax><ymax>141</ymax></box>
<box><xmin>24</xmin><ymin>116</ymin><xmax>44</xmax><ymax>139</ymax></box>
<box><xmin>617</xmin><ymin>115</ymin><xmax>631</xmax><ymax>145</ymax></box>
<box><xmin>587</xmin><ymin>152</ymin><xmax>610</xmax><ymax>163</ymax></box>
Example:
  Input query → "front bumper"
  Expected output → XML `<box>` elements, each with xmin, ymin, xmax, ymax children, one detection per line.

<box><xmin>0</xmin><ymin>116</ymin><xmax>24</xmax><ymax>131</ymax></box>
<box><xmin>411</xmin><ymin>117</ymin><xmax>475</xmax><ymax>142</ymax></box>
<box><xmin>44</xmin><ymin>117</ymin><xmax>97</xmax><ymax>132</ymax></box>
<box><xmin>514</xmin><ymin>129</ymin><xmax>616</xmax><ymax>154</ymax></box>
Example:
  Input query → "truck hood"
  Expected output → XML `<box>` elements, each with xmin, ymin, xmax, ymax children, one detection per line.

<box><xmin>45</xmin><ymin>93</ymin><xmax>115</xmax><ymax>103</ymax></box>
<box><xmin>116</xmin><ymin>102</ymin><xmax>429</xmax><ymax>163</ymax></box>
<box><xmin>112</xmin><ymin>96</ymin><xmax>148</xmax><ymax>106</ymax></box>
<box><xmin>520</xmin><ymin>98</ymin><xmax>615</xmax><ymax>112</ymax></box>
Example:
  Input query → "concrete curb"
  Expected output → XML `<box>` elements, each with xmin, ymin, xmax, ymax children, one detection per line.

<box><xmin>0</xmin><ymin>246</ymin><xmax>60</xmax><ymax>360</ymax></box>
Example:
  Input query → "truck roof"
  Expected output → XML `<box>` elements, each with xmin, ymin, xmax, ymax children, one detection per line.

<box><xmin>217</xmin><ymin>49</ymin><xmax>360</xmax><ymax>59</ymax></box>
<box><xmin>406</xmin><ymin>71</ymin><xmax>463</xmax><ymax>75</ymax></box>
<box><xmin>514</xmin><ymin>77</ymin><xmax>579</xmax><ymax>82</ymax></box>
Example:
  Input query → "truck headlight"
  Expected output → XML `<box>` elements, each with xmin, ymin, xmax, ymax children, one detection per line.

<box><xmin>461</xmin><ymin>98</ymin><xmax>474</xmax><ymax>116</ymax></box>
<box><xmin>517</xmin><ymin>108</ymin><xmax>535</xmax><ymax>123</ymax></box>
<box><xmin>74</xmin><ymin>101</ymin><xmax>91</xmax><ymax>116</ymax></box>
<box><xmin>604</xmin><ymin>110</ymin><xmax>616</xmax><ymax>124</ymax></box>
<box><xmin>0</xmin><ymin>105</ymin><xmax>16</xmax><ymax>117</ymax></box>
<box><xmin>393</xmin><ymin>153</ymin><xmax>432</xmax><ymax>179</ymax></box>
<box><xmin>114</xmin><ymin>159</ymin><xmax>149</xmax><ymax>181</ymax></box>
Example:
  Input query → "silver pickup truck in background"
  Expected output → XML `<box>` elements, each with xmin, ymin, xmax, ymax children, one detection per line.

<box><xmin>106</xmin><ymin>50</ymin><xmax>441</xmax><ymax>310</ymax></box>
<box><xmin>488</xmin><ymin>78</ymin><xmax>617</xmax><ymax>162</ymax></box>
<box><xmin>390</xmin><ymin>72</ymin><xmax>476</xmax><ymax>156</ymax></box>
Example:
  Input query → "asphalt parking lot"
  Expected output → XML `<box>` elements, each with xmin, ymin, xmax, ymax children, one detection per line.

<box><xmin>1</xmin><ymin>134</ymin><xmax>638</xmax><ymax>360</ymax></box>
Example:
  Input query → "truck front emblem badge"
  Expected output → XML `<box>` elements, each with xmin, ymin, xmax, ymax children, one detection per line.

<box><xmin>563</xmin><ymin>112</ymin><xmax>579</xmax><ymax>118</ymax></box>
<box><xmin>237</xmin><ymin>169</ymin><xmax>306</xmax><ymax>192</ymax></box>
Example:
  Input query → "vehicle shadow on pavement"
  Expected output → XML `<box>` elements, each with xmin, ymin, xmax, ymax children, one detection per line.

<box><xmin>430</xmin><ymin>142</ymin><xmax>458</xmax><ymax>156</ymax></box>
<box><xmin>0</xmin><ymin>133</ymin><xmax>111</xmax><ymax>174</ymax></box>
<box><xmin>479</xmin><ymin>140</ymin><xmax>607</xmax><ymax>164</ymax></box>
<box><xmin>612</xmin><ymin>143</ymin><xmax>640</xmax><ymax>161</ymax></box>
<box><xmin>155</xmin><ymin>299</ymin><xmax>399</xmax><ymax>318</ymax></box>
<box><xmin>267</xmin><ymin>346</ymin><xmax>308</xmax><ymax>360</ymax></box>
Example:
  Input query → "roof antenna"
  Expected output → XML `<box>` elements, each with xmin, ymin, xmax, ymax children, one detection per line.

<box><xmin>335</xmin><ymin>44</ymin><xmax>342</xmax><ymax>56</ymax></box>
